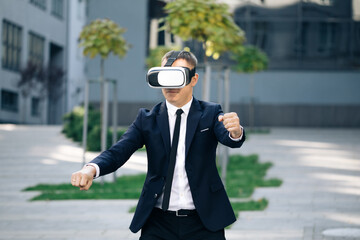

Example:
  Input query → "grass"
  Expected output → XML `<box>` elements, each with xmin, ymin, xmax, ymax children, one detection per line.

<box><xmin>24</xmin><ymin>174</ymin><xmax>146</xmax><ymax>201</ymax></box>
<box><xmin>223</xmin><ymin>154</ymin><xmax>282</xmax><ymax>198</ymax></box>
<box><xmin>24</xmin><ymin>154</ymin><xmax>281</xmax><ymax>218</ymax></box>
<box><xmin>246</xmin><ymin>128</ymin><xmax>271</xmax><ymax>134</ymax></box>
<box><xmin>231</xmin><ymin>198</ymin><xmax>268</xmax><ymax>219</ymax></box>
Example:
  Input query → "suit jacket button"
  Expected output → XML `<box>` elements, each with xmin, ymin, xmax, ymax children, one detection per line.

<box><xmin>154</xmin><ymin>194</ymin><xmax>158</xmax><ymax>198</ymax></box>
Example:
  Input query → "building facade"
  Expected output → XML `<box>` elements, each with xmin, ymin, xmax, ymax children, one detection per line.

<box><xmin>1</xmin><ymin>0</ymin><xmax>359</xmax><ymax>127</ymax></box>
<box><xmin>0</xmin><ymin>0</ymin><xmax>86</xmax><ymax>124</ymax></box>
<box><xmin>85</xmin><ymin>0</ymin><xmax>360</xmax><ymax>127</ymax></box>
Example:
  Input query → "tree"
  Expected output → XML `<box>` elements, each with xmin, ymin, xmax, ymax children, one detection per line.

<box><xmin>163</xmin><ymin>0</ymin><xmax>245</xmax><ymax>101</ymax></box>
<box><xmin>232</xmin><ymin>45</ymin><xmax>268</xmax><ymax>129</ymax></box>
<box><xmin>79</xmin><ymin>18</ymin><xmax>130</xmax><ymax>182</ymax></box>
<box><xmin>78</xmin><ymin>18</ymin><xmax>130</xmax><ymax>153</ymax></box>
<box><xmin>146</xmin><ymin>45</ymin><xmax>181</xmax><ymax>68</ymax></box>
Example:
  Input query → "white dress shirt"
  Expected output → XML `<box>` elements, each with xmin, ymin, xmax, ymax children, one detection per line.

<box><xmin>155</xmin><ymin>98</ymin><xmax>195</xmax><ymax>210</ymax></box>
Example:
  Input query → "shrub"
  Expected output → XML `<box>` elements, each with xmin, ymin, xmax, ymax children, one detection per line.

<box><xmin>62</xmin><ymin>106</ymin><xmax>126</xmax><ymax>151</ymax></box>
<box><xmin>87</xmin><ymin>125</ymin><xmax>126</xmax><ymax>151</ymax></box>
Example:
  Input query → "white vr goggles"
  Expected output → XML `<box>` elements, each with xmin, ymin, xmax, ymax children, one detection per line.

<box><xmin>146</xmin><ymin>51</ymin><xmax>196</xmax><ymax>89</ymax></box>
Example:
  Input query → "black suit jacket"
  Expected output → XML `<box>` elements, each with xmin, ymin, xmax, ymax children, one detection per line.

<box><xmin>90</xmin><ymin>97</ymin><xmax>245</xmax><ymax>233</ymax></box>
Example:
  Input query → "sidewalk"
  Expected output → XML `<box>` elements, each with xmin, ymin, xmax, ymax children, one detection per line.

<box><xmin>0</xmin><ymin>125</ymin><xmax>359</xmax><ymax>240</ymax></box>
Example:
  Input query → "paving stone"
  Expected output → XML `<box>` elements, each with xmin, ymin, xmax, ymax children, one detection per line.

<box><xmin>1</xmin><ymin>125</ymin><xmax>360</xmax><ymax>239</ymax></box>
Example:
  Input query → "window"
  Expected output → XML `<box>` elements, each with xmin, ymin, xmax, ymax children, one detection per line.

<box><xmin>52</xmin><ymin>0</ymin><xmax>64</xmax><ymax>19</ymax></box>
<box><xmin>30</xmin><ymin>0</ymin><xmax>46</xmax><ymax>10</ymax></box>
<box><xmin>253</xmin><ymin>21</ymin><xmax>268</xmax><ymax>50</ymax></box>
<box><xmin>28</xmin><ymin>32</ymin><xmax>45</xmax><ymax>67</ymax></box>
<box><xmin>149</xmin><ymin>18</ymin><xmax>178</xmax><ymax>49</ymax></box>
<box><xmin>31</xmin><ymin>97</ymin><xmax>40</xmax><ymax>117</ymax></box>
<box><xmin>318</xmin><ymin>22</ymin><xmax>336</xmax><ymax>56</ymax></box>
<box><xmin>148</xmin><ymin>0</ymin><xmax>180</xmax><ymax>50</ymax></box>
<box><xmin>1</xmin><ymin>90</ymin><xmax>19</xmax><ymax>112</ymax></box>
<box><xmin>355</xmin><ymin>22</ymin><xmax>360</xmax><ymax>58</ymax></box>
<box><xmin>294</xmin><ymin>22</ymin><xmax>309</xmax><ymax>56</ymax></box>
<box><xmin>2</xmin><ymin>20</ymin><xmax>22</xmax><ymax>72</ymax></box>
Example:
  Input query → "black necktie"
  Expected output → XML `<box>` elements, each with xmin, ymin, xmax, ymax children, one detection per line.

<box><xmin>162</xmin><ymin>108</ymin><xmax>183</xmax><ymax>211</ymax></box>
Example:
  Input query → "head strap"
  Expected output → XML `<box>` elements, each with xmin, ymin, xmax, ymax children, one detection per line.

<box><xmin>164</xmin><ymin>51</ymin><xmax>182</xmax><ymax>67</ymax></box>
<box><xmin>164</xmin><ymin>50</ymin><xmax>196</xmax><ymax>82</ymax></box>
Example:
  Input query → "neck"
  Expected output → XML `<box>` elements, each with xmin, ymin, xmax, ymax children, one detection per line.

<box><xmin>167</xmin><ymin>97</ymin><xmax>193</xmax><ymax>109</ymax></box>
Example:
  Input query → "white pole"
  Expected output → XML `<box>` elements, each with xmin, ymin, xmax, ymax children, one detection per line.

<box><xmin>112</xmin><ymin>80</ymin><xmax>118</xmax><ymax>182</ymax></box>
<box><xmin>82</xmin><ymin>80</ymin><xmax>89</xmax><ymax>166</ymax></box>
<box><xmin>221</xmin><ymin>67</ymin><xmax>230</xmax><ymax>186</ymax></box>
<box><xmin>101</xmin><ymin>79</ymin><xmax>108</xmax><ymax>153</ymax></box>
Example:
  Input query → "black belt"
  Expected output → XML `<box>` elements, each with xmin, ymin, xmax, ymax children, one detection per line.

<box><xmin>154</xmin><ymin>208</ymin><xmax>197</xmax><ymax>217</ymax></box>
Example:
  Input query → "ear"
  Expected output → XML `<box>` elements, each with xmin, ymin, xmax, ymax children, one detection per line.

<box><xmin>190</xmin><ymin>73</ymin><xmax>199</xmax><ymax>87</ymax></box>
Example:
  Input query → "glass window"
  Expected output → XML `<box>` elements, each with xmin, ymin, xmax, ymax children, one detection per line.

<box><xmin>2</xmin><ymin>20</ymin><xmax>22</xmax><ymax>72</ymax></box>
<box><xmin>52</xmin><ymin>0</ymin><xmax>64</xmax><ymax>19</ymax></box>
<box><xmin>318</xmin><ymin>22</ymin><xmax>336</xmax><ymax>56</ymax></box>
<box><xmin>28</xmin><ymin>31</ymin><xmax>45</xmax><ymax>67</ymax></box>
<box><xmin>1</xmin><ymin>90</ymin><xmax>19</xmax><ymax>112</ymax></box>
<box><xmin>148</xmin><ymin>0</ymin><xmax>179</xmax><ymax>50</ymax></box>
<box><xmin>30</xmin><ymin>0</ymin><xmax>47</xmax><ymax>10</ymax></box>
<box><xmin>31</xmin><ymin>97</ymin><xmax>40</xmax><ymax>117</ymax></box>
<box><xmin>149</xmin><ymin>18</ymin><xmax>177</xmax><ymax>49</ymax></box>
<box><xmin>253</xmin><ymin>21</ymin><xmax>268</xmax><ymax>50</ymax></box>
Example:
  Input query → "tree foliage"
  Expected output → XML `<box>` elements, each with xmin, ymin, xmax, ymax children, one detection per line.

<box><xmin>146</xmin><ymin>45</ymin><xmax>181</xmax><ymax>68</ymax></box>
<box><xmin>79</xmin><ymin>18</ymin><xmax>131</xmax><ymax>59</ymax></box>
<box><xmin>232</xmin><ymin>45</ymin><xmax>268</xmax><ymax>73</ymax></box>
<box><xmin>163</xmin><ymin>0</ymin><xmax>245</xmax><ymax>60</ymax></box>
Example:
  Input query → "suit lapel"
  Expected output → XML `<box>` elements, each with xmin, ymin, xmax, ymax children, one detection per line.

<box><xmin>156</xmin><ymin>102</ymin><xmax>171</xmax><ymax>157</ymax></box>
<box><xmin>185</xmin><ymin>98</ymin><xmax>202</xmax><ymax>157</ymax></box>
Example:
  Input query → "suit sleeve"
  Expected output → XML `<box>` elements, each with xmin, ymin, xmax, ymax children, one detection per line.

<box><xmin>213</xmin><ymin>104</ymin><xmax>245</xmax><ymax>148</ymax></box>
<box><xmin>90</xmin><ymin>109</ymin><xmax>145</xmax><ymax>176</ymax></box>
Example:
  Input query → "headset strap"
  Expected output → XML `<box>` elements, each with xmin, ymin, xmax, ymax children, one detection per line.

<box><xmin>164</xmin><ymin>51</ymin><xmax>182</xmax><ymax>67</ymax></box>
<box><xmin>188</xmin><ymin>67</ymin><xmax>196</xmax><ymax>79</ymax></box>
<box><xmin>165</xmin><ymin>50</ymin><xmax>196</xmax><ymax>82</ymax></box>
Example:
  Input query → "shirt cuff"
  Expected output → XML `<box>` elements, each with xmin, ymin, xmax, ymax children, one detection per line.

<box><xmin>229</xmin><ymin>126</ymin><xmax>244</xmax><ymax>141</ymax></box>
<box><xmin>85</xmin><ymin>163</ymin><xmax>100</xmax><ymax>178</ymax></box>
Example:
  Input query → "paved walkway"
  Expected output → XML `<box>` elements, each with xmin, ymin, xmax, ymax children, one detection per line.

<box><xmin>0</xmin><ymin>125</ymin><xmax>359</xmax><ymax>240</ymax></box>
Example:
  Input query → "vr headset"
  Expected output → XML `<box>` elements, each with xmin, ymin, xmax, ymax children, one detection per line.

<box><xmin>146</xmin><ymin>51</ymin><xmax>196</xmax><ymax>88</ymax></box>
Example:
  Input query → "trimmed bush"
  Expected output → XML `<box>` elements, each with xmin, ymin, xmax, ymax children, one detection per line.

<box><xmin>62</xmin><ymin>106</ymin><xmax>126</xmax><ymax>151</ymax></box>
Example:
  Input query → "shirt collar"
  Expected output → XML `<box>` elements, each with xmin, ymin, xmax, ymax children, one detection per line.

<box><xmin>166</xmin><ymin>97</ymin><xmax>193</xmax><ymax>117</ymax></box>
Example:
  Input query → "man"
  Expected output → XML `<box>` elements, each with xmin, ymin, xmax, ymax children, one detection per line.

<box><xmin>71</xmin><ymin>51</ymin><xmax>245</xmax><ymax>240</ymax></box>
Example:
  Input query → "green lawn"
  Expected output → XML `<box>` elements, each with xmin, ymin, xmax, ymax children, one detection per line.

<box><xmin>24</xmin><ymin>174</ymin><xmax>146</xmax><ymax>201</ymax></box>
<box><xmin>24</xmin><ymin>154</ymin><xmax>281</xmax><ymax>217</ymax></box>
<box><xmin>224</xmin><ymin>154</ymin><xmax>282</xmax><ymax>198</ymax></box>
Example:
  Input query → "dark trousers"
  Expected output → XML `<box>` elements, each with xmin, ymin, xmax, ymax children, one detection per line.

<box><xmin>140</xmin><ymin>208</ymin><xmax>226</xmax><ymax>240</ymax></box>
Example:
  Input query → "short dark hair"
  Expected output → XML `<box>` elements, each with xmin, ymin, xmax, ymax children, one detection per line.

<box><xmin>162</xmin><ymin>50</ymin><xmax>198</xmax><ymax>69</ymax></box>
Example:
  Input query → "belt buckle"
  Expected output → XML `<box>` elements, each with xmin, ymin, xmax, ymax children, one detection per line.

<box><xmin>176</xmin><ymin>210</ymin><xmax>187</xmax><ymax>217</ymax></box>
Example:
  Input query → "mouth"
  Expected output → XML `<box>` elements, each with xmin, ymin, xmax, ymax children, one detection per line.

<box><xmin>165</xmin><ymin>89</ymin><xmax>180</xmax><ymax>94</ymax></box>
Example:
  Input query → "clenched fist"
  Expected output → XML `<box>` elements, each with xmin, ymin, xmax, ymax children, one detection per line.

<box><xmin>218</xmin><ymin>112</ymin><xmax>242</xmax><ymax>139</ymax></box>
<box><xmin>71</xmin><ymin>165</ymin><xmax>96</xmax><ymax>191</ymax></box>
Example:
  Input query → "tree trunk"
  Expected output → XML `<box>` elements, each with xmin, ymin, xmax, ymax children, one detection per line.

<box><xmin>112</xmin><ymin>80</ymin><xmax>118</xmax><ymax>182</ymax></box>
<box><xmin>202</xmin><ymin>49</ymin><xmax>211</xmax><ymax>102</ymax></box>
<box><xmin>100</xmin><ymin>59</ymin><xmax>107</xmax><ymax>153</ymax></box>
<box><xmin>249</xmin><ymin>74</ymin><xmax>254</xmax><ymax>129</ymax></box>
<box><xmin>100</xmin><ymin>59</ymin><xmax>106</xmax><ymax>185</ymax></box>
<box><xmin>221</xmin><ymin>67</ymin><xmax>230</xmax><ymax>186</ymax></box>
<box><xmin>82</xmin><ymin>80</ymin><xmax>89</xmax><ymax>167</ymax></box>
